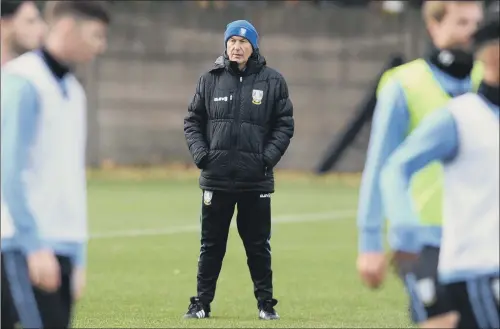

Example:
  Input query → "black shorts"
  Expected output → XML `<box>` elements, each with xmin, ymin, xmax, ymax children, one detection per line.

<box><xmin>445</xmin><ymin>275</ymin><xmax>499</xmax><ymax>329</ymax></box>
<box><xmin>1</xmin><ymin>251</ymin><xmax>74</xmax><ymax>329</ymax></box>
<box><xmin>401</xmin><ymin>246</ymin><xmax>454</xmax><ymax>324</ymax></box>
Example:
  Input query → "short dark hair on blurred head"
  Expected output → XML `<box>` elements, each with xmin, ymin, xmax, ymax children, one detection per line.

<box><xmin>45</xmin><ymin>1</ymin><xmax>111</xmax><ymax>25</ymax></box>
<box><xmin>1</xmin><ymin>0</ymin><xmax>25</xmax><ymax>18</ymax></box>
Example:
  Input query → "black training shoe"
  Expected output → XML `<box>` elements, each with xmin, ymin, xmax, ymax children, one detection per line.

<box><xmin>183</xmin><ymin>297</ymin><xmax>210</xmax><ymax>319</ymax></box>
<box><xmin>258</xmin><ymin>299</ymin><xmax>280</xmax><ymax>320</ymax></box>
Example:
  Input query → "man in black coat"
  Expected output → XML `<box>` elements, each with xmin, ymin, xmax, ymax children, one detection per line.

<box><xmin>183</xmin><ymin>19</ymin><xmax>294</xmax><ymax>320</ymax></box>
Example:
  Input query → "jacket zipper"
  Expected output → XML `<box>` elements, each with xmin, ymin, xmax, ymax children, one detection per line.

<box><xmin>230</xmin><ymin>76</ymin><xmax>243</xmax><ymax>189</ymax></box>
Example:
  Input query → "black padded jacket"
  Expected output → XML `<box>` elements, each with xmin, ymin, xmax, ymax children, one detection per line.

<box><xmin>184</xmin><ymin>51</ymin><xmax>294</xmax><ymax>193</ymax></box>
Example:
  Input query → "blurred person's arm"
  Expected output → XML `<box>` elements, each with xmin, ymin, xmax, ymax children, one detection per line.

<box><xmin>72</xmin><ymin>246</ymin><xmax>87</xmax><ymax>300</ymax></box>
<box><xmin>184</xmin><ymin>75</ymin><xmax>210</xmax><ymax>169</ymax></box>
<box><xmin>357</xmin><ymin>80</ymin><xmax>411</xmax><ymax>253</ymax></box>
<box><xmin>1</xmin><ymin>76</ymin><xmax>43</xmax><ymax>255</ymax></box>
<box><xmin>380</xmin><ymin>109</ymin><xmax>459</xmax><ymax>230</ymax></box>
<box><xmin>263</xmin><ymin>76</ymin><xmax>294</xmax><ymax>170</ymax></box>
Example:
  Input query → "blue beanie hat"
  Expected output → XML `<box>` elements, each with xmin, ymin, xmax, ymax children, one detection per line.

<box><xmin>224</xmin><ymin>20</ymin><xmax>259</xmax><ymax>50</ymax></box>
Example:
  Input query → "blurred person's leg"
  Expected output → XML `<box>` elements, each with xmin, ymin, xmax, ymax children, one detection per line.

<box><xmin>1</xmin><ymin>251</ymin><xmax>74</xmax><ymax>328</ymax></box>
<box><xmin>33</xmin><ymin>255</ymin><xmax>74</xmax><ymax>328</ymax></box>
<box><xmin>1</xmin><ymin>254</ymin><xmax>18</xmax><ymax>329</ymax></box>
<box><xmin>444</xmin><ymin>276</ymin><xmax>499</xmax><ymax>329</ymax></box>
<box><xmin>401</xmin><ymin>247</ymin><xmax>457</xmax><ymax>328</ymax></box>
<box><xmin>236</xmin><ymin>192</ymin><xmax>279</xmax><ymax>320</ymax></box>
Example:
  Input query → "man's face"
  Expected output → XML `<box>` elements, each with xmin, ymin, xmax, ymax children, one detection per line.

<box><xmin>64</xmin><ymin>18</ymin><xmax>108</xmax><ymax>64</ymax></box>
<box><xmin>3</xmin><ymin>2</ymin><xmax>45</xmax><ymax>54</ymax></box>
<box><xmin>429</xmin><ymin>2</ymin><xmax>484</xmax><ymax>50</ymax></box>
<box><xmin>226</xmin><ymin>36</ymin><xmax>252</xmax><ymax>65</ymax></box>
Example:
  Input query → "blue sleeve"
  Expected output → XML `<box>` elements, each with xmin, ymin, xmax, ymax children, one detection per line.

<box><xmin>74</xmin><ymin>243</ymin><xmax>87</xmax><ymax>267</ymax></box>
<box><xmin>1</xmin><ymin>76</ymin><xmax>43</xmax><ymax>255</ymax></box>
<box><xmin>357</xmin><ymin>80</ymin><xmax>409</xmax><ymax>252</ymax></box>
<box><xmin>380</xmin><ymin>109</ymin><xmax>459</xmax><ymax>229</ymax></box>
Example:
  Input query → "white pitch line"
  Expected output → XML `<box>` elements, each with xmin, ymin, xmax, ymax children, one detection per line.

<box><xmin>90</xmin><ymin>209</ymin><xmax>356</xmax><ymax>240</ymax></box>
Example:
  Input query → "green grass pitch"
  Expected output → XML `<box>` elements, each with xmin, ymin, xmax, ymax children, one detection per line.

<box><xmin>73</xmin><ymin>171</ymin><xmax>414</xmax><ymax>328</ymax></box>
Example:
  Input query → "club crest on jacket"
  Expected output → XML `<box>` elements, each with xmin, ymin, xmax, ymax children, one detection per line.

<box><xmin>252</xmin><ymin>89</ymin><xmax>263</xmax><ymax>105</ymax></box>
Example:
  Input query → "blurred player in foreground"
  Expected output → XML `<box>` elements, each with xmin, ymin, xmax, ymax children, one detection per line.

<box><xmin>1</xmin><ymin>1</ymin><xmax>110</xmax><ymax>328</ymax></box>
<box><xmin>1</xmin><ymin>3</ymin><xmax>44</xmax><ymax>326</ymax></box>
<box><xmin>380</xmin><ymin>5</ymin><xmax>499</xmax><ymax>328</ymax></box>
<box><xmin>356</xmin><ymin>1</ymin><xmax>484</xmax><ymax>327</ymax></box>
<box><xmin>1</xmin><ymin>1</ymin><xmax>45</xmax><ymax>66</ymax></box>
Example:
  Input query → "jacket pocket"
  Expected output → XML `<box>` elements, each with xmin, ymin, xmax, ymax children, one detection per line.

<box><xmin>235</xmin><ymin>153</ymin><xmax>266</xmax><ymax>181</ymax></box>
<box><xmin>202</xmin><ymin>150</ymin><xmax>231</xmax><ymax>179</ymax></box>
<box><xmin>204</xmin><ymin>150</ymin><xmax>215</xmax><ymax>168</ymax></box>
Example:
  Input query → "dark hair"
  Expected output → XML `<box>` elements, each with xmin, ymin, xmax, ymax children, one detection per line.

<box><xmin>473</xmin><ymin>1</ymin><xmax>500</xmax><ymax>50</ymax></box>
<box><xmin>47</xmin><ymin>1</ymin><xmax>111</xmax><ymax>24</ymax></box>
<box><xmin>1</xmin><ymin>0</ymin><xmax>26</xmax><ymax>18</ymax></box>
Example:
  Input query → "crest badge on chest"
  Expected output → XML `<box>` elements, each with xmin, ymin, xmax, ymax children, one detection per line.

<box><xmin>252</xmin><ymin>89</ymin><xmax>263</xmax><ymax>105</ymax></box>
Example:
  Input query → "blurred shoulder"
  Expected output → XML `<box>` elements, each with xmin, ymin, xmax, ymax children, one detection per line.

<box><xmin>4</xmin><ymin>51</ymin><xmax>43</xmax><ymax>74</ymax></box>
<box><xmin>1</xmin><ymin>72</ymin><xmax>37</xmax><ymax>97</ymax></box>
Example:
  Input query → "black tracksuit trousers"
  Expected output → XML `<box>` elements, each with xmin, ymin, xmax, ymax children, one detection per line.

<box><xmin>1</xmin><ymin>252</ymin><xmax>74</xmax><ymax>329</ymax></box>
<box><xmin>196</xmin><ymin>190</ymin><xmax>273</xmax><ymax>305</ymax></box>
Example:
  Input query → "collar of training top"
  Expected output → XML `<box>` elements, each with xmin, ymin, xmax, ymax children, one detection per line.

<box><xmin>478</xmin><ymin>82</ymin><xmax>500</xmax><ymax>107</ymax></box>
<box><xmin>40</xmin><ymin>48</ymin><xmax>70</xmax><ymax>80</ymax></box>
<box><xmin>426</xmin><ymin>46</ymin><xmax>475</xmax><ymax>80</ymax></box>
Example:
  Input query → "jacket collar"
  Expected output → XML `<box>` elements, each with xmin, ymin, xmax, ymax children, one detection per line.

<box><xmin>210</xmin><ymin>50</ymin><xmax>266</xmax><ymax>76</ymax></box>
